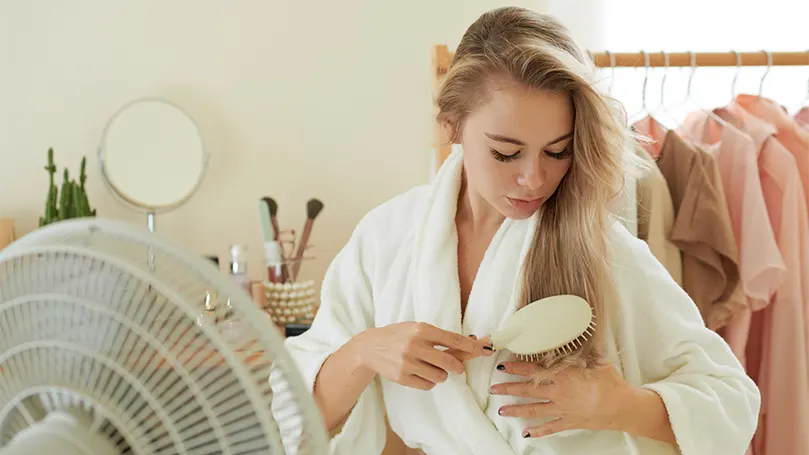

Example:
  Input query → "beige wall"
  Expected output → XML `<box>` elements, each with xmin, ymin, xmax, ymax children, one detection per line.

<box><xmin>0</xmin><ymin>0</ymin><xmax>553</xmax><ymax>284</ymax></box>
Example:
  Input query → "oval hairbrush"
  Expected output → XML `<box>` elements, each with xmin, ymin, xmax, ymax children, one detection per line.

<box><xmin>490</xmin><ymin>294</ymin><xmax>595</xmax><ymax>361</ymax></box>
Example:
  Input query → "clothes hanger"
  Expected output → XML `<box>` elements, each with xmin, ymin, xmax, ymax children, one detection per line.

<box><xmin>675</xmin><ymin>51</ymin><xmax>750</xmax><ymax>142</ymax></box>
<box><xmin>787</xmin><ymin>50</ymin><xmax>809</xmax><ymax>115</ymax></box>
<box><xmin>628</xmin><ymin>51</ymin><xmax>673</xmax><ymax>158</ymax></box>
<box><xmin>798</xmin><ymin>70</ymin><xmax>809</xmax><ymax>118</ymax></box>
<box><xmin>648</xmin><ymin>51</ymin><xmax>681</xmax><ymax>129</ymax></box>
<box><xmin>605</xmin><ymin>50</ymin><xmax>616</xmax><ymax>96</ymax></box>
<box><xmin>758</xmin><ymin>50</ymin><xmax>773</xmax><ymax>101</ymax></box>
<box><xmin>730</xmin><ymin>50</ymin><xmax>742</xmax><ymax>103</ymax></box>
<box><xmin>628</xmin><ymin>50</ymin><xmax>653</xmax><ymax>126</ymax></box>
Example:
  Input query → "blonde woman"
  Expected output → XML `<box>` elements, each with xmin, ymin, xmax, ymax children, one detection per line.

<box><xmin>282</xmin><ymin>7</ymin><xmax>759</xmax><ymax>455</ymax></box>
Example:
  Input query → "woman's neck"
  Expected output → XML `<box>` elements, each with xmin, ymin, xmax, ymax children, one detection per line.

<box><xmin>456</xmin><ymin>170</ymin><xmax>505</xmax><ymax>232</ymax></box>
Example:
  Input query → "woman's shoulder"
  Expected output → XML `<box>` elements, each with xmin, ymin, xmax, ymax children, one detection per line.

<box><xmin>342</xmin><ymin>183</ymin><xmax>432</xmax><ymax>267</ymax></box>
<box><xmin>354</xmin><ymin>184</ymin><xmax>431</xmax><ymax>239</ymax></box>
<box><xmin>604</xmin><ymin>219</ymin><xmax>680</xmax><ymax>291</ymax></box>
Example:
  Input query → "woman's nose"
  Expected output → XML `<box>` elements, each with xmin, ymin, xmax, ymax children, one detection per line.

<box><xmin>516</xmin><ymin>158</ymin><xmax>545</xmax><ymax>190</ymax></box>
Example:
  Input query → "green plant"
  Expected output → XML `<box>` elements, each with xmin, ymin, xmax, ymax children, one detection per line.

<box><xmin>38</xmin><ymin>148</ymin><xmax>97</xmax><ymax>227</ymax></box>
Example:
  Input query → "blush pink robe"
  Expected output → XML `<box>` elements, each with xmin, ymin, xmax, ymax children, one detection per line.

<box><xmin>685</xmin><ymin>104</ymin><xmax>809</xmax><ymax>455</ymax></box>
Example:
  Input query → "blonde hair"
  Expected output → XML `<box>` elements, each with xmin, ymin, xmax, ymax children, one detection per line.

<box><xmin>437</xmin><ymin>7</ymin><xmax>642</xmax><ymax>380</ymax></box>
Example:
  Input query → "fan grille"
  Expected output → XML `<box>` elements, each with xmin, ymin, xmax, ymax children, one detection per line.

<box><xmin>0</xmin><ymin>218</ymin><xmax>329</xmax><ymax>455</ymax></box>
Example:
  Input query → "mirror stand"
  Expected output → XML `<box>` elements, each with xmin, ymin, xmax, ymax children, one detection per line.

<box><xmin>97</xmin><ymin>98</ymin><xmax>208</xmax><ymax>273</ymax></box>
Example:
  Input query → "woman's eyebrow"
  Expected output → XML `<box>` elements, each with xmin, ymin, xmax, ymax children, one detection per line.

<box><xmin>484</xmin><ymin>131</ymin><xmax>573</xmax><ymax>147</ymax></box>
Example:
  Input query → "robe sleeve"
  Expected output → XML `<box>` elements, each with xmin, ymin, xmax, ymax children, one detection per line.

<box><xmin>625</xmin><ymin>241</ymin><xmax>761</xmax><ymax>455</ymax></box>
<box><xmin>279</xmin><ymin>217</ymin><xmax>387</xmax><ymax>455</ymax></box>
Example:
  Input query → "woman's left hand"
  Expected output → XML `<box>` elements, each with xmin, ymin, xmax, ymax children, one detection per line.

<box><xmin>490</xmin><ymin>360</ymin><xmax>636</xmax><ymax>438</ymax></box>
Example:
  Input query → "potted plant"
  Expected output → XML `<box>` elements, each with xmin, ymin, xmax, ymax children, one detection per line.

<box><xmin>39</xmin><ymin>148</ymin><xmax>97</xmax><ymax>227</ymax></box>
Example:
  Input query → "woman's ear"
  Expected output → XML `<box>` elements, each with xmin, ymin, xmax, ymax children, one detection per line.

<box><xmin>440</xmin><ymin>117</ymin><xmax>458</xmax><ymax>144</ymax></box>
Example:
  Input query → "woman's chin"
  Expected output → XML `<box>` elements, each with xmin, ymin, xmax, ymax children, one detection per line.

<box><xmin>500</xmin><ymin>204</ymin><xmax>539</xmax><ymax>221</ymax></box>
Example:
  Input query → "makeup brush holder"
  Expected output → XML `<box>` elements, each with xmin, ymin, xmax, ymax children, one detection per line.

<box><xmin>263</xmin><ymin>280</ymin><xmax>317</xmax><ymax>325</ymax></box>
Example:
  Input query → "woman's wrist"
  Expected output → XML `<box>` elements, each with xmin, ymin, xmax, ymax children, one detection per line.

<box><xmin>346</xmin><ymin>329</ymin><xmax>378</xmax><ymax>378</ymax></box>
<box><xmin>613</xmin><ymin>385</ymin><xmax>678</xmax><ymax>447</ymax></box>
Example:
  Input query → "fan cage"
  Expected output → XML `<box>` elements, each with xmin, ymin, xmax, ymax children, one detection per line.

<box><xmin>0</xmin><ymin>218</ymin><xmax>329</xmax><ymax>455</ymax></box>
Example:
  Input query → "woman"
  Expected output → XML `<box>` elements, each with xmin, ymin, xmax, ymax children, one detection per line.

<box><xmin>282</xmin><ymin>7</ymin><xmax>759</xmax><ymax>455</ymax></box>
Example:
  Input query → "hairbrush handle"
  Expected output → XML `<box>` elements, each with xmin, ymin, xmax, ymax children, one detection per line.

<box><xmin>489</xmin><ymin>325</ymin><xmax>520</xmax><ymax>351</ymax></box>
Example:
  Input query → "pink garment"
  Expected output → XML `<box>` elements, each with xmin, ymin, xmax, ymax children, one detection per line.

<box><xmin>680</xmin><ymin>113</ymin><xmax>785</xmax><ymax>329</ymax></box>
<box><xmin>686</xmin><ymin>104</ymin><xmax>809</xmax><ymax>455</ymax></box>
<box><xmin>796</xmin><ymin>107</ymin><xmax>809</xmax><ymax>129</ymax></box>
<box><xmin>736</xmin><ymin>94</ymin><xmax>809</xmax><ymax>210</ymax></box>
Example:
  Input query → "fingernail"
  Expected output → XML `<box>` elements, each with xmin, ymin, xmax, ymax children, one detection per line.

<box><xmin>523</xmin><ymin>431</ymin><xmax>530</xmax><ymax>438</ymax></box>
<box><xmin>496</xmin><ymin>364</ymin><xmax>505</xmax><ymax>370</ymax></box>
<box><xmin>498</xmin><ymin>407</ymin><xmax>504</xmax><ymax>416</ymax></box>
<box><xmin>483</xmin><ymin>345</ymin><xmax>493</xmax><ymax>351</ymax></box>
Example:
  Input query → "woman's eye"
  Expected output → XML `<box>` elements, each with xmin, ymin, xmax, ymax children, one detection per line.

<box><xmin>545</xmin><ymin>148</ymin><xmax>572</xmax><ymax>160</ymax></box>
<box><xmin>490</xmin><ymin>148</ymin><xmax>520</xmax><ymax>162</ymax></box>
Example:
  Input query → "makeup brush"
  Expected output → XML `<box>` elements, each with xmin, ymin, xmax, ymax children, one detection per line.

<box><xmin>262</xmin><ymin>196</ymin><xmax>291</xmax><ymax>281</ymax></box>
<box><xmin>258</xmin><ymin>198</ymin><xmax>284</xmax><ymax>282</ymax></box>
<box><xmin>291</xmin><ymin>198</ymin><xmax>324</xmax><ymax>280</ymax></box>
<box><xmin>488</xmin><ymin>294</ymin><xmax>596</xmax><ymax>362</ymax></box>
<box><xmin>262</xmin><ymin>197</ymin><xmax>280</xmax><ymax>240</ymax></box>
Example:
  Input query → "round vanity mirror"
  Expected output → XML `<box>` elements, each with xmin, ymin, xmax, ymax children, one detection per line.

<box><xmin>98</xmin><ymin>98</ymin><xmax>208</xmax><ymax>231</ymax></box>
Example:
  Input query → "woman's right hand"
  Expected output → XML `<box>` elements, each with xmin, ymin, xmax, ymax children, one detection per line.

<box><xmin>351</xmin><ymin>322</ymin><xmax>493</xmax><ymax>391</ymax></box>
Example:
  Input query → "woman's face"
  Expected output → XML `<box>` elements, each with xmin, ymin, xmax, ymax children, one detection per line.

<box><xmin>452</xmin><ymin>83</ymin><xmax>575</xmax><ymax>220</ymax></box>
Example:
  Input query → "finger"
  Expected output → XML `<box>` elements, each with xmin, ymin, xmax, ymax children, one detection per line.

<box><xmin>523</xmin><ymin>418</ymin><xmax>571</xmax><ymax>438</ymax></box>
<box><xmin>400</xmin><ymin>374</ymin><xmax>437</xmax><ymax>391</ymax></box>
<box><xmin>413</xmin><ymin>344</ymin><xmax>465</xmax><ymax>375</ymax></box>
<box><xmin>408</xmin><ymin>358</ymin><xmax>450</xmax><ymax>384</ymax></box>
<box><xmin>445</xmin><ymin>348</ymin><xmax>478</xmax><ymax>362</ymax></box>
<box><xmin>496</xmin><ymin>361</ymin><xmax>542</xmax><ymax>377</ymax></box>
<box><xmin>497</xmin><ymin>402</ymin><xmax>554</xmax><ymax>419</ymax></box>
<box><xmin>416</xmin><ymin>323</ymin><xmax>492</xmax><ymax>355</ymax></box>
<box><xmin>446</xmin><ymin>334</ymin><xmax>479</xmax><ymax>362</ymax></box>
<box><xmin>489</xmin><ymin>381</ymin><xmax>542</xmax><ymax>399</ymax></box>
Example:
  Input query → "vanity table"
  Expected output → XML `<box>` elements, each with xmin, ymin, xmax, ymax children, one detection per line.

<box><xmin>0</xmin><ymin>218</ymin><xmax>15</xmax><ymax>250</ymax></box>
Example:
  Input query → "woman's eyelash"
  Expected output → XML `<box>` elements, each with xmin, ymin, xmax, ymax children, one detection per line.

<box><xmin>490</xmin><ymin>148</ymin><xmax>519</xmax><ymax>162</ymax></box>
<box><xmin>490</xmin><ymin>147</ymin><xmax>573</xmax><ymax>162</ymax></box>
<box><xmin>546</xmin><ymin>147</ymin><xmax>572</xmax><ymax>160</ymax></box>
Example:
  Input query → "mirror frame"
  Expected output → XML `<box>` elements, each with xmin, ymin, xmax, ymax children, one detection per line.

<box><xmin>97</xmin><ymin>97</ymin><xmax>210</xmax><ymax>215</ymax></box>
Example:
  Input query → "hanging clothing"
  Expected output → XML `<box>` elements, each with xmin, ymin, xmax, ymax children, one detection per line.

<box><xmin>278</xmin><ymin>147</ymin><xmax>761</xmax><ymax>455</ymax></box>
<box><xmin>635</xmin><ymin>146</ymin><xmax>683</xmax><ymax>286</ymax></box>
<box><xmin>634</xmin><ymin>118</ymin><xmax>743</xmax><ymax>330</ymax></box>
<box><xmin>737</xmin><ymin>95</ymin><xmax>809</xmax><ymax>369</ymax></box>
<box><xmin>735</xmin><ymin>94</ymin><xmax>809</xmax><ymax>208</ymax></box>
<box><xmin>796</xmin><ymin>107</ymin><xmax>809</xmax><ymax>130</ymax></box>
<box><xmin>685</xmin><ymin>104</ymin><xmax>809</xmax><ymax>455</ymax></box>
<box><xmin>696</xmin><ymin>144</ymin><xmax>749</xmax><ymax>328</ymax></box>
<box><xmin>680</xmin><ymin>111</ymin><xmax>786</xmax><ymax>364</ymax></box>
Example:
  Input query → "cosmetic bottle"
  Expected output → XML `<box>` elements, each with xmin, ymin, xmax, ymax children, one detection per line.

<box><xmin>228</xmin><ymin>244</ymin><xmax>251</xmax><ymax>295</ymax></box>
<box><xmin>222</xmin><ymin>245</ymin><xmax>251</xmax><ymax>342</ymax></box>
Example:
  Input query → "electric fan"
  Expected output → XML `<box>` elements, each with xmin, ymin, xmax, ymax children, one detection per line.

<box><xmin>0</xmin><ymin>217</ymin><xmax>330</xmax><ymax>454</ymax></box>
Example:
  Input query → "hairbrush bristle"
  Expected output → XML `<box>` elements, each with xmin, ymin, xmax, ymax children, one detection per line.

<box><xmin>513</xmin><ymin>318</ymin><xmax>597</xmax><ymax>362</ymax></box>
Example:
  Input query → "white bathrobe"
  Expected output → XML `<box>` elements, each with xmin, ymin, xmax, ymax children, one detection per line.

<box><xmin>282</xmin><ymin>149</ymin><xmax>760</xmax><ymax>455</ymax></box>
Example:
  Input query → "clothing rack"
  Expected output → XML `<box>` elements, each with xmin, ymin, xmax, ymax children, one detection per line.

<box><xmin>431</xmin><ymin>46</ymin><xmax>809</xmax><ymax>169</ymax></box>
<box><xmin>588</xmin><ymin>50</ymin><xmax>809</xmax><ymax>68</ymax></box>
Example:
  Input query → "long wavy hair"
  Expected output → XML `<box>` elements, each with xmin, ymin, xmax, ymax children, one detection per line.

<box><xmin>436</xmin><ymin>7</ymin><xmax>642</xmax><ymax>379</ymax></box>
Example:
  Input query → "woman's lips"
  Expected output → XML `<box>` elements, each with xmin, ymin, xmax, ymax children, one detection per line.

<box><xmin>507</xmin><ymin>196</ymin><xmax>544</xmax><ymax>213</ymax></box>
